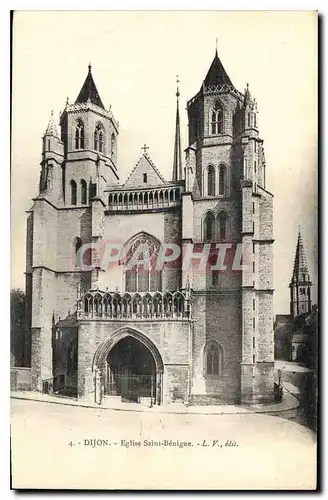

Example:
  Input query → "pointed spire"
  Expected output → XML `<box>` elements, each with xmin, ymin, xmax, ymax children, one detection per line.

<box><xmin>244</xmin><ymin>82</ymin><xmax>252</xmax><ymax>106</ymax></box>
<box><xmin>203</xmin><ymin>49</ymin><xmax>233</xmax><ymax>89</ymax></box>
<box><xmin>172</xmin><ymin>75</ymin><xmax>183</xmax><ymax>181</ymax></box>
<box><xmin>44</xmin><ymin>110</ymin><xmax>59</xmax><ymax>137</ymax></box>
<box><xmin>292</xmin><ymin>227</ymin><xmax>309</xmax><ymax>279</ymax></box>
<box><xmin>75</xmin><ymin>63</ymin><xmax>105</xmax><ymax>109</ymax></box>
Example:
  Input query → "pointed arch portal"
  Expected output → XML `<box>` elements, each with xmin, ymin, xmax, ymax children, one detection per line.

<box><xmin>93</xmin><ymin>327</ymin><xmax>164</xmax><ymax>405</ymax></box>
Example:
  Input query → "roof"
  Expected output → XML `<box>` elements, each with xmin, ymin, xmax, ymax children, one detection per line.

<box><xmin>275</xmin><ymin>314</ymin><xmax>292</xmax><ymax>325</ymax></box>
<box><xmin>172</xmin><ymin>88</ymin><xmax>182</xmax><ymax>181</ymax></box>
<box><xmin>124</xmin><ymin>153</ymin><xmax>166</xmax><ymax>188</ymax></box>
<box><xmin>203</xmin><ymin>49</ymin><xmax>233</xmax><ymax>88</ymax></box>
<box><xmin>274</xmin><ymin>322</ymin><xmax>295</xmax><ymax>341</ymax></box>
<box><xmin>75</xmin><ymin>64</ymin><xmax>105</xmax><ymax>109</ymax></box>
<box><xmin>56</xmin><ymin>311</ymin><xmax>78</xmax><ymax>328</ymax></box>
<box><xmin>44</xmin><ymin>110</ymin><xmax>59</xmax><ymax>137</ymax></box>
<box><xmin>292</xmin><ymin>332</ymin><xmax>310</xmax><ymax>344</ymax></box>
<box><xmin>292</xmin><ymin>228</ymin><xmax>309</xmax><ymax>279</ymax></box>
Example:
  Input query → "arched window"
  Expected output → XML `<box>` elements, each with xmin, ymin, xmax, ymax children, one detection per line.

<box><xmin>73</xmin><ymin>237</ymin><xmax>82</xmax><ymax>267</ymax></box>
<box><xmin>207</xmin><ymin>165</ymin><xmax>216</xmax><ymax>196</ymax></box>
<box><xmin>70</xmin><ymin>180</ymin><xmax>77</xmax><ymax>205</ymax></box>
<box><xmin>205</xmin><ymin>342</ymin><xmax>222</xmax><ymax>375</ymax></box>
<box><xmin>74</xmin><ymin>120</ymin><xmax>84</xmax><ymax>149</ymax></box>
<box><xmin>124</xmin><ymin>233</ymin><xmax>162</xmax><ymax>293</ymax></box>
<box><xmin>81</xmin><ymin>179</ymin><xmax>87</xmax><ymax>205</ymax></box>
<box><xmin>211</xmin><ymin>101</ymin><xmax>223</xmax><ymax>135</ymax></box>
<box><xmin>111</xmin><ymin>133</ymin><xmax>115</xmax><ymax>157</ymax></box>
<box><xmin>94</xmin><ymin>123</ymin><xmax>104</xmax><ymax>152</ymax></box>
<box><xmin>217</xmin><ymin>211</ymin><xmax>228</xmax><ymax>240</ymax></box>
<box><xmin>204</xmin><ymin>212</ymin><xmax>215</xmax><ymax>242</ymax></box>
<box><xmin>219</xmin><ymin>165</ymin><xmax>227</xmax><ymax>195</ymax></box>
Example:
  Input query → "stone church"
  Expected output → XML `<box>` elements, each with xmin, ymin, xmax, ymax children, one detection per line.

<box><xmin>25</xmin><ymin>49</ymin><xmax>274</xmax><ymax>405</ymax></box>
<box><xmin>274</xmin><ymin>229</ymin><xmax>314</xmax><ymax>363</ymax></box>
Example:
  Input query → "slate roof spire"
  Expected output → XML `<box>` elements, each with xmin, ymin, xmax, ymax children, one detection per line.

<box><xmin>203</xmin><ymin>49</ymin><xmax>233</xmax><ymax>88</ymax></box>
<box><xmin>44</xmin><ymin>110</ymin><xmax>59</xmax><ymax>137</ymax></box>
<box><xmin>292</xmin><ymin>227</ymin><xmax>310</xmax><ymax>279</ymax></box>
<box><xmin>75</xmin><ymin>63</ymin><xmax>105</xmax><ymax>109</ymax></box>
<box><xmin>172</xmin><ymin>76</ymin><xmax>183</xmax><ymax>181</ymax></box>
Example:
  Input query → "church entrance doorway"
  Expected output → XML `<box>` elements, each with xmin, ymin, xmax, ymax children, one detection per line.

<box><xmin>105</xmin><ymin>336</ymin><xmax>158</xmax><ymax>404</ymax></box>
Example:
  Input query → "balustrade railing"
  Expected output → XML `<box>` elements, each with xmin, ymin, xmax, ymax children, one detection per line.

<box><xmin>77</xmin><ymin>289</ymin><xmax>191</xmax><ymax>320</ymax></box>
<box><xmin>106</xmin><ymin>186</ymin><xmax>183</xmax><ymax>211</ymax></box>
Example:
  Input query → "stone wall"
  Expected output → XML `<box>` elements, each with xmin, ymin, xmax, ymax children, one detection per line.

<box><xmin>77</xmin><ymin>320</ymin><xmax>191</xmax><ymax>403</ymax></box>
<box><xmin>10</xmin><ymin>367</ymin><xmax>32</xmax><ymax>391</ymax></box>
<box><xmin>191</xmin><ymin>292</ymin><xmax>242</xmax><ymax>403</ymax></box>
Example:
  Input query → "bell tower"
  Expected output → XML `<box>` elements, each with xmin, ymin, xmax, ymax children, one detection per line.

<box><xmin>59</xmin><ymin>64</ymin><xmax>119</xmax><ymax>206</ymax></box>
<box><xmin>185</xmin><ymin>48</ymin><xmax>274</xmax><ymax>404</ymax></box>
<box><xmin>289</xmin><ymin>228</ymin><xmax>312</xmax><ymax>317</ymax></box>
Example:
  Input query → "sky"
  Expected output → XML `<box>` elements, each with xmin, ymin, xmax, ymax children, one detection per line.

<box><xmin>11</xmin><ymin>10</ymin><xmax>317</xmax><ymax>314</ymax></box>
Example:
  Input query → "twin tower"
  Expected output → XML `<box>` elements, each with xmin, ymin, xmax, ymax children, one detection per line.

<box><xmin>26</xmin><ymin>50</ymin><xmax>277</xmax><ymax>404</ymax></box>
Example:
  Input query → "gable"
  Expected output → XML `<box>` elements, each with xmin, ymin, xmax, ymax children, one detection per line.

<box><xmin>124</xmin><ymin>154</ymin><xmax>165</xmax><ymax>188</ymax></box>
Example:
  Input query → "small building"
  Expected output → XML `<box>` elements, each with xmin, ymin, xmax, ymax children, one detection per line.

<box><xmin>274</xmin><ymin>228</ymin><xmax>314</xmax><ymax>364</ymax></box>
<box><xmin>274</xmin><ymin>314</ymin><xmax>293</xmax><ymax>360</ymax></box>
<box><xmin>291</xmin><ymin>332</ymin><xmax>310</xmax><ymax>362</ymax></box>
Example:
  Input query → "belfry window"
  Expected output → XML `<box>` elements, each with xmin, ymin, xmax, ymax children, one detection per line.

<box><xmin>207</xmin><ymin>165</ymin><xmax>216</xmax><ymax>196</ymax></box>
<box><xmin>204</xmin><ymin>212</ymin><xmax>215</xmax><ymax>242</ymax></box>
<box><xmin>211</xmin><ymin>101</ymin><xmax>223</xmax><ymax>135</ymax></box>
<box><xmin>94</xmin><ymin>124</ymin><xmax>104</xmax><ymax>153</ymax></box>
<box><xmin>81</xmin><ymin>179</ymin><xmax>87</xmax><ymax>205</ymax></box>
<box><xmin>218</xmin><ymin>211</ymin><xmax>228</xmax><ymax>240</ymax></box>
<box><xmin>111</xmin><ymin>133</ymin><xmax>115</xmax><ymax>158</ymax></box>
<box><xmin>219</xmin><ymin>165</ymin><xmax>226</xmax><ymax>195</ymax></box>
<box><xmin>74</xmin><ymin>237</ymin><xmax>82</xmax><ymax>267</ymax></box>
<box><xmin>74</xmin><ymin>120</ymin><xmax>84</xmax><ymax>149</ymax></box>
<box><xmin>70</xmin><ymin>180</ymin><xmax>77</xmax><ymax>205</ymax></box>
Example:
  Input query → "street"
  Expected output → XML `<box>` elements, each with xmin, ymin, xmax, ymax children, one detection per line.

<box><xmin>274</xmin><ymin>360</ymin><xmax>317</xmax><ymax>430</ymax></box>
<box><xmin>11</xmin><ymin>398</ymin><xmax>316</xmax><ymax>490</ymax></box>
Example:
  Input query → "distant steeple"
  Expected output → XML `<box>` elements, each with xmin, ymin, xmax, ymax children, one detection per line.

<box><xmin>292</xmin><ymin>227</ymin><xmax>310</xmax><ymax>280</ymax></box>
<box><xmin>44</xmin><ymin>110</ymin><xmax>59</xmax><ymax>137</ymax></box>
<box><xmin>289</xmin><ymin>227</ymin><xmax>312</xmax><ymax>318</ymax></box>
<box><xmin>203</xmin><ymin>49</ymin><xmax>233</xmax><ymax>89</ymax></box>
<box><xmin>75</xmin><ymin>63</ymin><xmax>105</xmax><ymax>109</ymax></box>
<box><xmin>172</xmin><ymin>76</ymin><xmax>183</xmax><ymax>181</ymax></box>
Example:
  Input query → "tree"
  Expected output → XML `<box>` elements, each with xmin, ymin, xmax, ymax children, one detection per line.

<box><xmin>10</xmin><ymin>288</ymin><xmax>26</xmax><ymax>367</ymax></box>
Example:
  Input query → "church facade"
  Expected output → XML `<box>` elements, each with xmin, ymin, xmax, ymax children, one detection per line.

<box><xmin>25</xmin><ymin>50</ymin><xmax>274</xmax><ymax>405</ymax></box>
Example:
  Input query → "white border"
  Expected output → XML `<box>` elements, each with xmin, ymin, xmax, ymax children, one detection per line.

<box><xmin>2</xmin><ymin>3</ymin><xmax>324</xmax><ymax>498</ymax></box>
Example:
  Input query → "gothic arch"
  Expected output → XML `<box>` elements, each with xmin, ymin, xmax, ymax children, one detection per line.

<box><xmin>203</xmin><ymin>339</ymin><xmax>224</xmax><ymax>376</ymax></box>
<box><xmin>123</xmin><ymin>232</ymin><xmax>162</xmax><ymax>292</ymax></box>
<box><xmin>70</xmin><ymin>179</ymin><xmax>77</xmax><ymax>205</ymax></box>
<box><xmin>111</xmin><ymin>133</ymin><xmax>116</xmax><ymax>158</ymax></box>
<box><xmin>74</xmin><ymin>119</ymin><xmax>84</xmax><ymax>149</ymax></box>
<box><xmin>217</xmin><ymin>210</ymin><xmax>229</xmax><ymax>241</ymax></box>
<box><xmin>92</xmin><ymin>326</ymin><xmax>164</xmax><ymax>373</ymax></box>
<box><xmin>203</xmin><ymin>164</ymin><xmax>216</xmax><ymax>197</ymax></box>
<box><xmin>94</xmin><ymin>122</ymin><xmax>105</xmax><ymax>153</ymax></box>
<box><xmin>123</xmin><ymin>231</ymin><xmax>161</xmax><ymax>257</ymax></box>
<box><xmin>73</xmin><ymin>236</ymin><xmax>82</xmax><ymax>267</ymax></box>
<box><xmin>80</xmin><ymin>179</ymin><xmax>87</xmax><ymax>205</ymax></box>
<box><xmin>210</xmin><ymin>100</ymin><xmax>223</xmax><ymax>135</ymax></box>
<box><xmin>218</xmin><ymin>164</ymin><xmax>227</xmax><ymax>195</ymax></box>
<box><xmin>202</xmin><ymin>211</ymin><xmax>216</xmax><ymax>241</ymax></box>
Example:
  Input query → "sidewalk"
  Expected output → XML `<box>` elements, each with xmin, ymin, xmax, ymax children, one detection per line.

<box><xmin>11</xmin><ymin>389</ymin><xmax>299</xmax><ymax>415</ymax></box>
